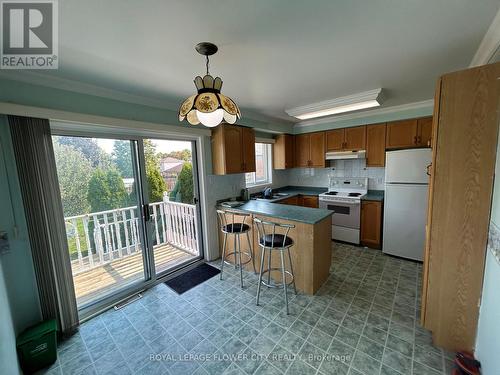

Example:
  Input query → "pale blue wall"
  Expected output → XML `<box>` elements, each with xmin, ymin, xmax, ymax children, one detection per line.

<box><xmin>0</xmin><ymin>78</ymin><xmax>291</xmax><ymax>134</ymax></box>
<box><xmin>0</xmin><ymin>115</ymin><xmax>42</xmax><ymax>334</ymax></box>
<box><xmin>475</xmin><ymin>130</ymin><xmax>500</xmax><ymax>375</ymax></box>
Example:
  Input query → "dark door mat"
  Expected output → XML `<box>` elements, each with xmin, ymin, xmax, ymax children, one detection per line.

<box><xmin>165</xmin><ymin>263</ymin><xmax>220</xmax><ymax>294</ymax></box>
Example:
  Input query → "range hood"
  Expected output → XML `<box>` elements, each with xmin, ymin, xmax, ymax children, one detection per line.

<box><xmin>325</xmin><ymin>150</ymin><xmax>366</xmax><ymax>160</ymax></box>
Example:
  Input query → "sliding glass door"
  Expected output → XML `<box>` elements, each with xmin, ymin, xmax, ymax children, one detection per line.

<box><xmin>52</xmin><ymin>136</ymin><xmax>148</xmax><ymax>308</ymax></box>
<box><xmin>52</xmin><ymin>134</ymin><xmax>203</xmax><ymax>311</ymax></box>
<box><xmin>142</xmin><ymin>138</ymin><xmax>202</xmax><ymax>277</ymax></box>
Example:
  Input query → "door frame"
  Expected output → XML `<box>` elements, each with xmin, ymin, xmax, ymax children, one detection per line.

<box><xmin>50</xmin><ymin>128</ymin><xmax>207</xmax><ymax>319</ymax></box>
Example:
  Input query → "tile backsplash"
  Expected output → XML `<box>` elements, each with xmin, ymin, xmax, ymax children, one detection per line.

<box><xmin>286</xmin><ymin>159</ymin><xmax>385</xmax><ymax>190</ymax></box>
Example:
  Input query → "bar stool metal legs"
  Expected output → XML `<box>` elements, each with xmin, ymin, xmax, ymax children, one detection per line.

<box><xmin>220</xmin><ymin>232</ymin><xmax>228</xmax><ymax>280</ymax></box>
<box><xmin>237</xmin><ymin>233</ymin><xmax>243</xmax><ymax>286</ymax></box>
<box><xmin>254</xmin><ymin>217</ymin><xmax>297</xmax><ymax>314</ymax></box>
<box><xmin>247</xmin><ymin>231</ymin><xmax>256</xmax><ymax>274</ymax></box>
<box><xmin>255</xmin><ymin>245</ymin><xmax>297</xmax><ymax>314</ymax></box>
<box><xmin>287</xmin><ymin>246</ymin><xmax>297</xmax><ymax>295</ymax></box>
<box><xmin>256</xmin><ymin>246</ymin><xmax>266</xmax><ymax>307</ymax></box>
<box><xmin>217</xmin><ymin>210</ymin><xmax>256</xmax><ymax>289</ymax></box>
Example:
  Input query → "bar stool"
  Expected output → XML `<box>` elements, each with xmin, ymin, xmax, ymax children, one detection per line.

<box><xmin>217</xmin><ymin>210</ymin><xmax>256</xmax><ymax>288</ymax></box>
<box><xmin>254</xmin><ymin>217</ymin><xmax>297</xmax><ymax>314</ymax></box>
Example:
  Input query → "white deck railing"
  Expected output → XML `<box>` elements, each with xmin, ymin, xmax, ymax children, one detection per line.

<box><xmin>64</xmin><ymin>200</ymin><xmax>199</xmax><ymax>274</ymax></box>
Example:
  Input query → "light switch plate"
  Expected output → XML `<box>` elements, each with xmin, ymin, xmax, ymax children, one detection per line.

<box><xmin>0</xmin><ymin>231</ymin><xmax>9</xmax><ymax>254</ymax></box>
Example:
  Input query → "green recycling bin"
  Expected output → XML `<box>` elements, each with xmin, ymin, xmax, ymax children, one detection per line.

<box><xmin>16</xmin><ymin>319</ymin><xmax>58</xmax><ymax>373</ymax></box>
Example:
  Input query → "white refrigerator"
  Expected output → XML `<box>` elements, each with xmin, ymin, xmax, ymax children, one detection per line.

<box><xmin>383</xmin><ymin>149</ymin><xmax>432</xmax><ymax>261</ymax></box>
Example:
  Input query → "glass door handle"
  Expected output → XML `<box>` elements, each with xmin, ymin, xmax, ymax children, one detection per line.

<box><xmin>143</xmin><ymin>204</ymin><xmax>151</xmax><ymax>221</ymax></box>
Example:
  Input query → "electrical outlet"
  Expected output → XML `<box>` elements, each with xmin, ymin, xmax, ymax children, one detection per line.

<box><xmin>0</xmin><ymin>231</ymin><xmax>9</xmax><ymax>254</ymax></box>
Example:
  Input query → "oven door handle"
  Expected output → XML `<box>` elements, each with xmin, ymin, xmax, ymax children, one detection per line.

<box><xmin>319</xmin><ymin>200</ymin><xmax>361</xmax><ymax>205</ymax></box>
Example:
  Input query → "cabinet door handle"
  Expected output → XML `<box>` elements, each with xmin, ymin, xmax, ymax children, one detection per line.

<box><xmin>426</xmin><ymin>163</ymin><xmax>432</xmax><ymax>176</ymax></box>
<box><xmin>417</xmin><ymin>136</ymin><xmax>421</xmax><ymax>144</ymax></box>
<box><xmin>413</xmin><ymin>136</ymin><xmax>417</xmax><ymax>145</ymax></box>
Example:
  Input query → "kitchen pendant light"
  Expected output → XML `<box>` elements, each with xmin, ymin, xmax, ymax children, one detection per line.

<box><xmin>179</xmin><ymin>42</ymin><xmax>241</xmax><ymax>128</ymax></box>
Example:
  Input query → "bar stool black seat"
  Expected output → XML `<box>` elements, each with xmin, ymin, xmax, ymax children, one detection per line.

<box><xmin>223</xmin><ymin>223</ymin><xmax>251</xmax><ymax>233</ymax></box>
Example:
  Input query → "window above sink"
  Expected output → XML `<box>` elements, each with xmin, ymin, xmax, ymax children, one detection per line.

<box><xmin>246</xmin><ymin>143</ymin><xmax>272</xmax><ymax>187</ymax></box>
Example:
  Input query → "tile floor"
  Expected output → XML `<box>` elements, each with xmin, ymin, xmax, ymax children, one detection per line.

<box><xmin>45</xmin><ymin>243</ymin><xmax>455</xmax><ymax>375</ymax></box>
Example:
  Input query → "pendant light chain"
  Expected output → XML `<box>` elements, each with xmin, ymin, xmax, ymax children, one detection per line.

<box><xmin>206</xmin><ymin>55</ymin><xmax>210</xmax><ymax>75</ymax></box>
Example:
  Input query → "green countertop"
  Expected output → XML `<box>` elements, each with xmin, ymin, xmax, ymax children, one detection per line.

<box><xmin>362</xmin><ymin>190</ymin><xmax>385</xmax><ymax>201</ymax></box>
<box><xmin>274</xmin><ymin>186</ymin><xmax>328</xmax><ymax>197</ymax></box>
<box><xmin>250</xmin><ymin>186</ymin><xmax>328</xmax><ymax>203</ymax></box>
<box><xmin>221</xmin><ymin>199</ymin><xmax>332</xmax><ymax>225</ymax></box>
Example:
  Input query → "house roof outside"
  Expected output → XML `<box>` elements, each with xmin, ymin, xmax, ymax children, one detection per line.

<box><xmin>160</xmin><ymin>157</ymin><xmax>185</xmax><ymax>174</ymax></box>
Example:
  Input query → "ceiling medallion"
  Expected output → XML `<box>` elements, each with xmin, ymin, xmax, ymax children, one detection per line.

<box><xmin>179</xmin><ymin>42</ymin><xmax>241</xmax><ymax>128</ymax></box>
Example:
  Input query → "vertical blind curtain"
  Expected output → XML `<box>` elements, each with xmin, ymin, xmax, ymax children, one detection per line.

<box><xmin>8</xmin><ymin>115</ymin><xmax>79</xmax><ymax>335</ymax></box>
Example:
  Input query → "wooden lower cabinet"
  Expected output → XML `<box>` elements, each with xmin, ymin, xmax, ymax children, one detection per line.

<box><xmin>301</xmin><ymin>195</ymin><xmax>319</xmax><ymax>208</ymax></box>
<box><xmin>360</xmin><ymin>200</ymin><xmax>383</xmax><ymax>249</ymax></box>
<box><xmin>279</xmin><ymin>196</ymin><xmax>299</xmax><ymax>205</ymax></box>
<box><xmin>278</xmin><ymin>195</ymin><xmax>318</xmax><ymax>208</ymax></box>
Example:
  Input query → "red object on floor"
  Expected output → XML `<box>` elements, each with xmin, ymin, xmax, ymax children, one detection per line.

<box><xmin>454</xmin><ymin>351</ymin><xmax>481</xmax><ymax>375</ymax></box>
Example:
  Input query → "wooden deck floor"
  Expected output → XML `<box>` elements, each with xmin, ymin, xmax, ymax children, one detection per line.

<box><xmin>72</xmin><ymin>244</ymin><xmax>196</xmax><ymax>306</ymax></box>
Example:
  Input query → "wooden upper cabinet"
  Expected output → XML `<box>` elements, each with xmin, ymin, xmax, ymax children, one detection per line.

<box><xmin>273</xmin><ymin>134</ymin><xmax>294</xmax><ymax>169</ymax></box>
<box><xmin>360</xmin><ymin>200</ymin><xmax>382</xmax><ymax>249</ymax></box>
<box><xmin>385</xmin><ymin>118</ymin><xmax>432</xmax><ymax>149</ymax></box>
<box><xmin>223</xmin><ymin>125</ymin><xmax>244</xmax><ymax>174</ymax></box>
<box><xmin>295</xmin><ymin>132</ymin><xmax>325</xmax><ymax>168</ymax></box>
<box><xmin>309</xmin><ymin>132</ymin><xmax>326</xmax><ymax>167</ymax></box>
<box><xmin>386</xmin><ymin>119</ymin><xmax>418</xmax><ymax>149</ymax></box>
<box><xmin>344</xmin><ymin>126</ymin><xmax>366</xmax><ymax>150</ymax></box>
<box><xmin>326</xmin><ymin>129</ymin><xmax>344</xmax><ymax>151</ymax></box>
<box><xmin>294</xmin><ymin>134</ymin><xmax>310</xmax><ymax>167</ymax></box>
<box><xmin>366</xmin><ymin>123</ymin><xmax>386</xmax><ymax>167</ymax></box>
<box><xmin>417</xmin><ymin>117</ymin><xmax>433</xmax><ymax>147</ymax></box>
<box><xmin>211</xmin><ymin>124</ymin><xmax>255</xmax><ymax>175</ymax></box>
<box><xmin>326</xmin><ymin>126</ymin><xmax>366</xmax><ymax>151</ymax></box>
<box><xmin>241</xmin><ymin>127</ymin><xmax>256</xmax><ymax>172</ymax></box>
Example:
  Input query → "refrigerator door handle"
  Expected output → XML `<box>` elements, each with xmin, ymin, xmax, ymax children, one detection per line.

<box><xmin>426</xmin><ymin>163</ymin><xmax>432</xmax><ymax>176</ymax></box>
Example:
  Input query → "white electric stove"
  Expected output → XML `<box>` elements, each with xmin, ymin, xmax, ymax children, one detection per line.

<box><xmin>319</xmin><ymin>177</ymin><xmax>368</xmax><ymax>244</ymax></box>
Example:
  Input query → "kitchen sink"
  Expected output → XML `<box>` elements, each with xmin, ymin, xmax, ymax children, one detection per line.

<box><xmin>255</xmin><ymin>193</ymin><xmax>289</xmax><ymax>201</ymax></box>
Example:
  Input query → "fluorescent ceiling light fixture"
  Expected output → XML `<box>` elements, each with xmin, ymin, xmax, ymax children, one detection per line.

<box><xmin>286</xmin><ymin>88</ymin><xmax>384</xmax><ymax>120</ymax></box>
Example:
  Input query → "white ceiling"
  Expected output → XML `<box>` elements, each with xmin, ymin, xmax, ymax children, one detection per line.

<box><xmin>5</xmin><ymin>0</ymin><xmax>499</xmax><ymax>124</ymax></box>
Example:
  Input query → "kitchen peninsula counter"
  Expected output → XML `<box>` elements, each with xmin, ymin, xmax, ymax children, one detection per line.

<box><xmin>217</xmin><ymin>200</ymin><xmax>333</xmax><ymax>294</ymax></box>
